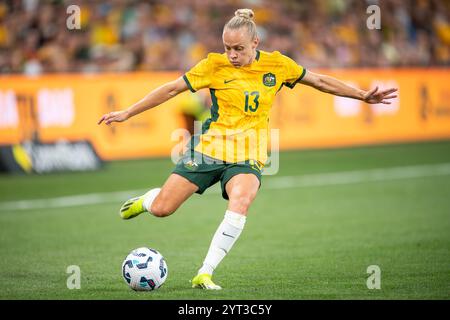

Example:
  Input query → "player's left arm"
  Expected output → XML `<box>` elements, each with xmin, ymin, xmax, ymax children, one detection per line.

<box><xmin>299</xmin><ymin>70</ymin><xmax>398</xmax><ymax>104</ymax></box>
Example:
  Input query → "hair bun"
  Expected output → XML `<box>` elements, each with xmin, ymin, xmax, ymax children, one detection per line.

<box><xmin>235</xmin><ymin>8</ymin><xmax>254</xmax><ymax>20</ymax></box>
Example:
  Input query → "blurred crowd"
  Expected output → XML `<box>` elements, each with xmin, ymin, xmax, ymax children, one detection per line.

<box><xmin>0</xmin><ymin>0</ymin><xmax>449</xmax><ymax>74</ymax></box>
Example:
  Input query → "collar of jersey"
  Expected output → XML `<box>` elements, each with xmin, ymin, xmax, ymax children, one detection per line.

<box><xmin>240</xmin><ymin>50</ymin><xmax>261</xmax><ymax>70</ymax></box>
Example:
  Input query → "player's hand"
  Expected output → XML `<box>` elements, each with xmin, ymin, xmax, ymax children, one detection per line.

<box><xmin>97</xmin><ymin>110</ymin><xmax>130</xmax><ymax>125</ymax></box>
<box><xmin>363</xmin><ymin>87</ymin><xmax>398</xmax><ymax>104</ymax></box>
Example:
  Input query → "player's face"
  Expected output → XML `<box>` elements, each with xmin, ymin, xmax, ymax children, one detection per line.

<box><xmin>223</xmin><ymin>28</ymin><xmax>259</xmax><ymax>67</ymax></box>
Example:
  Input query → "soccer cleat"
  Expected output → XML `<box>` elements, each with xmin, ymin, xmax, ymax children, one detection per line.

<box><xmin>191</xmin><ymin>274</ymin><xmax>222</xmax><ymax>290</ymax></box>
<box><xmin>119</xmin><ymin>195</ymin><xmax>146</xmax><ymax>220</ymax></box>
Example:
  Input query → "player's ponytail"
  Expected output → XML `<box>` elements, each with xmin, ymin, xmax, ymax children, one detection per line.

<box><xmin>224</xmin><ymin>8</ymin><xmax>257</xmax><ymax>40</ymax></box>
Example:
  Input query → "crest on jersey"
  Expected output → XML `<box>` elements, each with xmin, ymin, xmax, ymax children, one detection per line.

<box><xmin>262</xmin><ymin>73</ymin><xmax>276</xmax><ymax>87</ymax></box>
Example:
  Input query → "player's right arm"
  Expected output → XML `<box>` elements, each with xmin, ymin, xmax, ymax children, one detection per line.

<box><xmin>97</xmin><ymin>76</ymin><xmax>188</xmax><ymax>125</ymax></box>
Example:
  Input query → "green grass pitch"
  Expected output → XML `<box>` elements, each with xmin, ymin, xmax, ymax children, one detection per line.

<box><xmin>0</xmin><ymin>141</ymin><xmax>449</xmax><ymax>299</ymax></box>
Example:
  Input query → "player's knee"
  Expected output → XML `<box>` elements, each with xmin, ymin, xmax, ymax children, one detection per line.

<box><xmin>229</xmin><ymin>190</ymin><xmax>255</xmax><ymax>213</ymax></box>
<box><xmin>149</xmin><ymin>199</ymin><xmax>175</xmax><ymax>218</ymax></box>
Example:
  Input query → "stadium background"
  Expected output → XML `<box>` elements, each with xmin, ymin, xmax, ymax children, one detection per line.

<box><xmin>0</xmin><ymin>0</ymin><xmax>449</xmax><ymax>300</ymax></box>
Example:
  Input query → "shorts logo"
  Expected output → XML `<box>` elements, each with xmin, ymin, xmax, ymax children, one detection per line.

<box><xmin>262</xmin><ymin>73</ymin><xmax>276</xmax><ymax>87</ymax></box>
<box><xmin>184</xmin><ymin>159</ymin><xmax>199</xmax><ymax>171</ymax></box>
<box><xmin>248</xmin><ymin>159</ymin><xmax>262</xmax><ymax>172</ymax></box>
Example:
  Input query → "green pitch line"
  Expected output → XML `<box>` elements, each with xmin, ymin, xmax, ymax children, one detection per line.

<box><xmin>1</xmin><ymin>162</ymin><xmax>450</xmax><ymax>211</ymax></box>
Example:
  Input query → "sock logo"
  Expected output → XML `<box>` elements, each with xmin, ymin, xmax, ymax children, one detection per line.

<box><xmin>222</xmin><ymin>232</ymin><xmax>235</xmax><ymax>238</ymax></box>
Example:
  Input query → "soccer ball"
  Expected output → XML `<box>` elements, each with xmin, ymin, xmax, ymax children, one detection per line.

<box><xmin>121</xmin><ymin>247</ymin><xmax>168</xmax><ymax>291</ymax></box>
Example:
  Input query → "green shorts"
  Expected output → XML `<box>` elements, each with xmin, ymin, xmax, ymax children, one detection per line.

<box><xmin>172</xmin><ymin>151</ymin><xmax>262</xmax><ymax>200</ymax></box>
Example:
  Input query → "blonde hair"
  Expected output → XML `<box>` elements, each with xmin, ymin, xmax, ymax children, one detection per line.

<box><xmin>224</xmin><ymin>9</ymin><xmax>257</xmax><ymax>40</ymax></box>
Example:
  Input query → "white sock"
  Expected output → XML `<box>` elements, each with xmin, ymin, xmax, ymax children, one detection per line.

<box><xmin>142</xmin><ymin>188</ymin><xmax>161</xmax><ymax>213</ymax></box>
<box><xmin>198</xmin><ymin>210</ymin><xmax>246</xmax><ymax>276</ymax></box>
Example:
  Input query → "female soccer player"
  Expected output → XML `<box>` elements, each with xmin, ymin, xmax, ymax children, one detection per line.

<box><xmin>98</xmin><ymin>9</ymin><xmax>397</xmax><ymax>290</ymax></box>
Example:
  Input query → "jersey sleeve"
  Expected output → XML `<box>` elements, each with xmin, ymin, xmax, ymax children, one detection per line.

<box><xmin>281</xmin><ymin>54</ymin><xmax>306</xmax><ymax>89</ymax></box>
<box><xmin>183</xmin><ymin>55</ymin><xmax>214</xmax><ymax>92</ymax></box>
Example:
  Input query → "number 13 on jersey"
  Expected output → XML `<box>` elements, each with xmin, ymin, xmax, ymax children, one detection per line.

<box><xmin>244</xmin><ymin>91</ymin><xmax>260</xmax><ymax>112</ymax></box>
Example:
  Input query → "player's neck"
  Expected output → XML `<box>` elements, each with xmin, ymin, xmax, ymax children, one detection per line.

<box><xmin>244</xmin><ymin>50</ymin><xmax>258</xmax><ymax>67</ymax></box>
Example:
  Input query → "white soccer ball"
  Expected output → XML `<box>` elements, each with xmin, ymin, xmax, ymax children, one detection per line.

<box><xmin>121</xmin><ymin>247</ymin><xmax>168</xmax><ymax>291</ymax></box>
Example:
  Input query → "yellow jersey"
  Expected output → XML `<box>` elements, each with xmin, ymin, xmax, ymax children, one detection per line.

<box><xmin>183</xmin><ymin>50</ymin><xmax>306</xmax><ymax>166</ymax></box>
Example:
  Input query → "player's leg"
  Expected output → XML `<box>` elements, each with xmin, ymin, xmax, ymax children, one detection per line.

<box><xmin>224</xmin><ymin>173</ymin><xmax>260</xmax><ymax>215</ymax></box>
<box><xmin>192</xmin><ymin>172</ymin><xmax>260</xmax><ymax>290</ymax></box>
<box><xmin>149</xmin><ymin>173</ymin><xmax>199</xmax><ymax>217</ymax></box>
<box><xmin>119</xmin><ymin>173</ymin><xmax>198</xmax><ymax>219</ymax></box>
